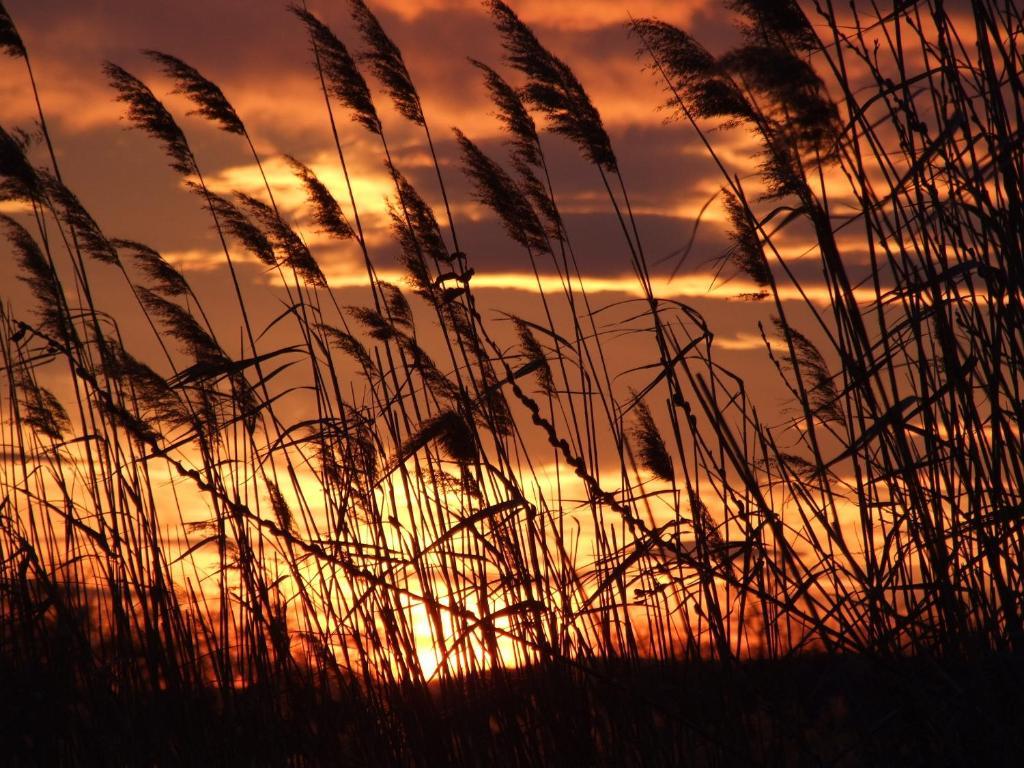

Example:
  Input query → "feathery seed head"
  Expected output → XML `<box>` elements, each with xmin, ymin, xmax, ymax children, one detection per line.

<box><xmin>144</xmin><ymin>50</ymin><xmax>245</xmax><ymax>135</ymax></box>
<box><xmin>286</xmin><ymin>156</ymin><xmax>355</xmax><ymax>241</ymax></box>
<box><xmin>195</xmin><ymin>185</ymin><xmax>276</xmax><ymax>268</ymax></box>
<box><xmin>349</xmin><ymin>0</ymin><xmax>423</xmax><ymax>126</ymax></box>
<box><xmin>318</xmin><ymin>323</ymin><xmax>376</xmax><ymax>374</ymax></box>
<box><xmin>455</xmin><ymin>128</ymin><xmax>548</xmax><ymax>254</ymax></box>
<box><xmin>236</xmin><ymin>192</ymin><xmax>327</xmax><ymax>287</ymax></box>
<box><xmin>105</xmin><ymin>62</ymin><xmax>196</xmax><ymax>176</ymax></box>
<box><xmin>631</xmin><ymin>397</ymin><xmax>674</xmax><ymax>482</ymax></box>
<box><xmin>113</xmin><ymin>239</ymin><xmax>190</xmax><ymax>297</ymax></box>
<box><xmin>0</xmin><ymin>2</ymin><xmax>24</xmax><ymax>58</ymax></box>
<box><xmin>722</xmin><ymin>190</ymin><xmax>771</xmax><ymax>288</ymax></box>
<box><xmin>470</xmin><ymin>58</ymin><xmax>542</xmax><ymax>169</ymax></box>
<box><xmin>512</xmin><ymin>317</ymin><xmax>555</xmax><ymax>397</ymax></box>
<box><xmin>729</xmin><ymin>0</ymin><xmax>819</xmax><ymax>51</ymax></box>
<box><xmin>632</xmin><ymin>19</ymin><xmax>753</xmax><ymax>125</ymax></box>
<box><xmin>488</xmin><ymin>0</ymin><xmax>617</xmax><ymax>171</ymax></box>
<box><xmin>15</xmin><ymin>371</ymin><xmax>70</xmax><ymax>440</ymax></box>
<box><xmin>42</xmin><ymin>173</ymin><xmax>120</xmax><ymax>265</ymax></box>
<box><xmin>3</xmin><ymin>214</ymin><xmax>71</xmax><ymax>340</ymax></box>
<box><xmin>137</xmin><ymin>286</ymin><xmax>225</xmax><ymax>366</ymax></box>
<box><xmin>290</xmin><ymin>6</ymin><xmax>382</xmax><ymax>134</ymax></box>
<box><xmin>0</xmin><ymin>126</ymin><xmax>43</xmax><ymax>202</ymax></box>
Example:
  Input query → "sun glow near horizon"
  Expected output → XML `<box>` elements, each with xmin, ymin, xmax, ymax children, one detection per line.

<box><xmin>1</xmin><ymin>1</ymin><xmax>1022</xmax><ymax>762</ymax></box>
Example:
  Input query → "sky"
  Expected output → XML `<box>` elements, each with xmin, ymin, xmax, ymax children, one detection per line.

<box><xmin>0</xmin><ymin>0</ymin><xmax>848</xmax><ymax>451</ymax></box>
<box><xmin>0</xmin><ymin>0</ymin><xmax>987</xmax><ymax>673</ymax></box>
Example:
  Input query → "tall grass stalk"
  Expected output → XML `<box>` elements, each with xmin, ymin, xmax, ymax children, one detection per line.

<box><xmin>0</xmin><ymin>0</ymin><xmax>1021</xmax><ymax>762</ymax></box>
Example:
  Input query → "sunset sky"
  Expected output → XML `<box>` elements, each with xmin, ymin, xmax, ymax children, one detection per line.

<box><xmin>0</xmin><ymin>0</ymin><xmax>837</xmax><ymax>655</ymax></box>
<box><xmin>3</xmin><ymin>4</ymin><xmax>1022</xmax><ymax>753</ymax></box>
<box><xmin>0</xmin><ymin>0</ymin><xmax>847</xmax><ymax>394</ymax></box>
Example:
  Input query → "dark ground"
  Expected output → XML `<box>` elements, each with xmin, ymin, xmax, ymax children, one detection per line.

<box><xmin>3</xmin><ymin>650</ymin><xmax>1023</xmax><ymax>766</ymax></box>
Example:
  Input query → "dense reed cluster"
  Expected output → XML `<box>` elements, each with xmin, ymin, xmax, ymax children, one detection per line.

<box><xmin>0</xmin><ymin>0</ymin><xmax>1021</xmax><ymax>763</ymax></box>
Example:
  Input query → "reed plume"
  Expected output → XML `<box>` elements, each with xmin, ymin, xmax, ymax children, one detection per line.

<box><xmin>512</xmin><ymin>316</ymin><xmax>554</xmax><ymax>397</ymax></box>
<box><xmin>630</xmin><ymin>397</ymin><xmax>673</xmax><ymax>483</ymax></box>
<box><xmin>772</xmin><ymin>318</ymin><xmax>842</xmax><ymax>424</ymax></box>
<box><xmin>630</xmin><ymin>19</ymin><xmax>753</xmax><ymax>125</ymax></box>
<box><xmin>14</xmin><ymin>371</ymin><xmax>70</xmax><ymax>441</ymax></box>
<box><xmin>113</xmin><ymin>239</ymin><xmax>190</xmax><ymax>298</ymax></box>
<box><xmin>347</xmin><ymin>305</ymin><xmax>398</xmax><ymax>342</ymax></box>
<box><xmin>729</xmin><ymin>0</ymin><xmax>819</xmax><ymax>51</ymax></box>
<box><xmin>0</xmin><ymin>1</ymin><xmax>25</xmax><ymax>59</ymax></box>
<box><xmin>470</xmin><ymin>58</ymin><xmax>563</xmax><ymax>234</ymax></box>
<box><xmin>105</xmin><ymin>62</ymin><xmax>197</xmax><ymax>176</ymax></box>
<box><xmin>99</xmin><ymin>338</ymin><xmax>190</xmax><ymax>428</ymax></box>
<box><xmin>454</xmin><ymin>128</ymin><xmax>548</xmax><ymax>254</ymax></box>
<box><xmin>266</xmin><ymin>481</ymin><xmax>293</xmax><ymax>534</ymax></box>
<box><xmin>3</xmin><ymin>214</ymin><xmax>70</xmax><ymax>340</ymax></box>
<box><xmin>488</xmin><ymin>0</ymin><xmax>616</xmax><ymax>171</ymax></box>
<box><xmin>0</xmin><ymin>126</ymin><xmax>43</xmax><ymax>202</ymax></box>
<box><xmin>377</xmin><ymin>281</ymin><xmax>413</xmax><ymax>329</ymax></box>
<box><xmin>402</xmin><ymin>336</ymin><xmax>458</xmax><ymax>401</ymax></box>
<box><xmin>144</xmin><ymin>50</ymin><xmax>245</xmax><ymax>135</ymax></box>
<box><xmin>42</xmin><ymin>174</ymin><xmax>120</xmax><ymax>265</ymax></box>
<box><xmin>390</xmin><ymin>170</ymin><xmax>450</xmax><ymax>266</ymax></box>
<box><xmin>290</xmin><ymin>5</ymin><xmax>382</xmax><ymax>135</ymax></box>
<box><xmin>722</xmin><ymin>189</ymin><xmax>771</xmax><ymax>290</ymax></box>
<box><xmin>719</xmin><ymin>44</ymin><xmax>837</xmax><ymax>152</ymax></box>
<box><xmin>136</xmin><ymin>286</ymin><xmax>226</xmax><ymax>366</ymax></box>
<box><xmin>470</xmin><ymin>58</ymin><xmax>542</xmax><ymax>170</ymax></box>
<box><xmin>318</xmin><ymin>322</ymin><xmax>376</xmax><ymax>373</ymax></box>
<box><xmin>400</xmin><ymin>410</ymin><xmax>477</xmax><ymax>465</ymax></box>
<box><xmin>195</xmin><ymin>185</ymin><xmax>276</xmax><ymax>267</ymax></box>
<box><xmin>2</xmin><ymin>1</ymin><xmax>1022</xmax><ymax>762</ymax></box>
<box><xmin>348</xmin><ymin>0</ymin><xmax>424</xmax><ymax>126</ymax></box>
<box><xmin>287</xmin><ymin>156</ymin><xmax>356</xmax><ymax>242</ymax></box>
<box><xmin>236</xmin><ymin>192</ymin><xmax>327</xmax><ymax>287</ymax></box>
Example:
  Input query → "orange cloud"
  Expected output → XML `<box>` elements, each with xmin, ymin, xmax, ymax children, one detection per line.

<box><xmin>368</xmin><ymin>0</ymin><xmax>710</xmax><ymax>29</ymax></box>
<box><xmin>303</xmin><ymin>265</ymin><xmax>879</xmax><ymax>307</ymax></box>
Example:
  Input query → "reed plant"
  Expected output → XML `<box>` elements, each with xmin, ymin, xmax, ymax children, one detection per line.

<box><xmin>0</xmin><ymin>0</ymin><xmax>1021</xmax><ymax>763</ymax></box>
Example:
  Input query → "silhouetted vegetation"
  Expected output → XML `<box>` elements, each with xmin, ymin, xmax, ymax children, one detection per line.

<box><xmin>1</xmin><ymin>0</ymin><xmax>1021</xmax><ymax>763</ymax></box>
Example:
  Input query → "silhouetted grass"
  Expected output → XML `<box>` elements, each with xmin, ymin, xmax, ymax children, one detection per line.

<box><xmin>0</xmin><ymin>0</ymin><xmax>1021</xmax><ymax>763</ymax></box>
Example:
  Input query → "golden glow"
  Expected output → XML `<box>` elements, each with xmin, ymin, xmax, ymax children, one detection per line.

<box><xmin>308</xmin><ymin>266</ymin><xmax>882</xmax><ymax>306</ymax></box>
